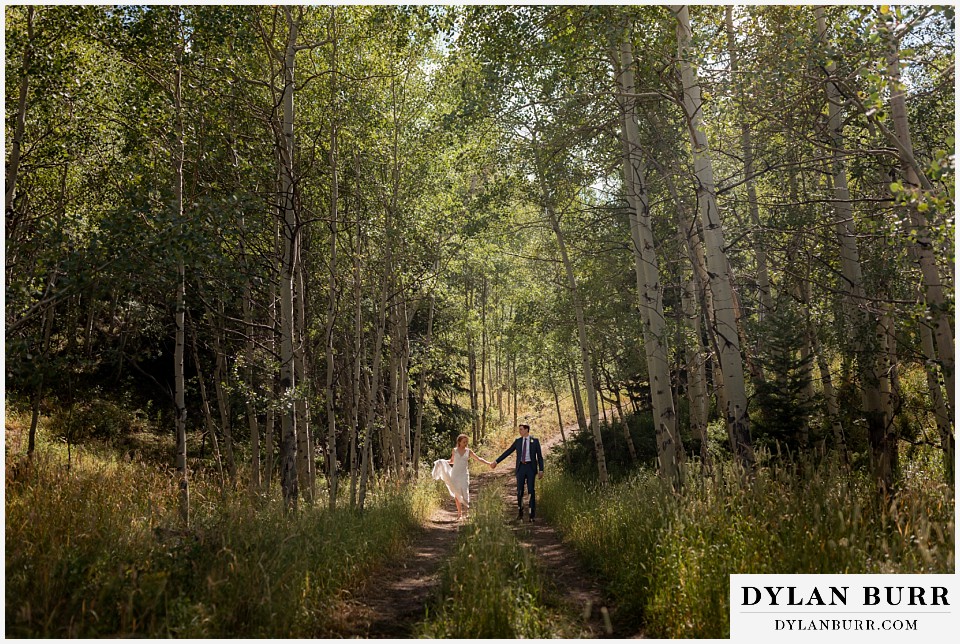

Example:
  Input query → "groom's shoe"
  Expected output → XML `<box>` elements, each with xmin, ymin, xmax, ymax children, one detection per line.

<box><xmin>529</xmin><ymin>516</ymin><xmax>536</xmax><ymax>523</ymax></box>
<box><xmin>517</xmin><ymin>509</ymin><xmax>524</xmax><ymax>521</ymax></box>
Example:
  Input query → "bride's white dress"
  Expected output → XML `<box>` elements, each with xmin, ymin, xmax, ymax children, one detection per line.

<box><xmin>432</xmin><ymin>448</ymin><xmax>470</xmax><ymax>506</ymax></box>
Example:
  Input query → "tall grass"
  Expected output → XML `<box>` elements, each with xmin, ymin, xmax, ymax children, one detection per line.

<box><xmin>6</xmin><ymin>443</ymin><xmax>443</xmax><ymax>637</ymax></box>
<box><xmin>417</xmin><ymin>489</ymin><xmax>552</xmax><ymax>638</ymax></box>
<box><xmin>539</xmin><ymin>455</ymin><xmax>954</xmax><ymax>638</ymax></box>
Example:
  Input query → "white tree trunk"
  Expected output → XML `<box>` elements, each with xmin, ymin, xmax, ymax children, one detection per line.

<box><xmin>264</xmin><ymin>221</ymin><xmax>279</xmax><ymax>490</ymax></box>
<box><xmin>171</xmin><ymin>19</ymin><xmax>189</xmax><ymax>525</ymax></box>
<box><xmin>412</xmin><ymin>260</ymin><xmax>437</xmax><ymax>474</ymax></box>
<box><xmin>480</xmin><ymin>277</ymin><xmax>488</xmax><ymax>440</ymax></box>
<box><xmin>885</xmin><ymin>32</ymin><xmax>955</xmax><ymax>425</ymax></box>
<box><xmin>349</xmin><ymin>227</ymin><xmax>363</xmax><ymax>504</ymax></box>
<box><xmin>358</xmin><ymin>238</ymin><xmax>390</xmax><ymax>509</ymax></box>
<box><xmin>816</xmin><ymin>6</ymin><xmax>892</xmax><ymax>489</ymax></box>
<box><xmin>614</xmin><ymin>27</ymin><xmax>681</xmax><ymax>489</ymax></box>
<box><xmin>295</xmin><ymin>261</ymin><xmax>314</xmax><ymax>502</ymax></box>
<box><xmin>536</xmin><ymin>154</ymin><xmax>608</xmax><ymax>485</ymax></box>
<box><xmin>467</xmin><ymin>284</ymin><xmax>480</xmax><ymax>443</ymax></box>
<box><xmin>242</xmin><ymin>275</ymin><xmax>261</xmax><ymax>493</ymax></box>
<box><xmin>190</xmin><ymin>323</ymin><xmax>225</xmax><ymax>485</ymax></box>
<box><xmin>681</xmin><ymin>273</ymin><xmax>711</xmax><ymax>474</ymax></box>
<box><xmin>278</xmin><ymin>7</ymin><xmax>300</xmax><ymax>509</ymax></box>
<box><xmin>672</xmin><ymin>4</ymin><xmax>754</xmax><ymax>471</ymax></box>
<box><xmin>325</xmin><ymin>16</ymin><xmax>340</xmax><ymax>506</ymax></box>
<box><xmin>5</xmin><ymin>6</ymin><xmax>33</xmax><ymax>224</ymax></box>
<box><xmin>212</xmin><ymin>312</ymin><xmax>236</xmax><ymax>479</ymax></box>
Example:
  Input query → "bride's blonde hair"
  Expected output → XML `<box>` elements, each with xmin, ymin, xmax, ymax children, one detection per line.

<box><xmin>456</xmin><ymin>433</ymin><xmax>469</xmax><ymax>447</ymax></box>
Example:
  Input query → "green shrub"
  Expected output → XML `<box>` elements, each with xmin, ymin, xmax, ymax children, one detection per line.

<box><xmin>554</xmin><ymin>413</ymin><xmax>659</xmax><ymax>480</ymax></box>
<box><xmin>47</xmin><ymin>396</ymin><xmax>152</xmax><ymax>443</ymax></box>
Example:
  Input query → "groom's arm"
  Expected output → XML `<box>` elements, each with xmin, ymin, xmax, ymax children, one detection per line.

<box><xmin>496</xmin><ymin>439</ymin><xmax>518</xmax><ymax>464</ymax></box>
<box><xmin>535</xmin><ymin>440</ymin><xmax>544</xmax><ymax>472</ymax></box>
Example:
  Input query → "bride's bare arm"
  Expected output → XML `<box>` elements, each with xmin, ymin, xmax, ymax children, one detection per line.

<box><xmin>469</xmin><ymin>449</ymin><xmax>492</xmax><ymax>465</ymax></box>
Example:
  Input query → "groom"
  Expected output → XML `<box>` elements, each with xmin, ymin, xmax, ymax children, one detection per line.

<box><xmin>491</xmin><ymin>423</ymin><xmax>544</xmax><ymax>522</ymax></box>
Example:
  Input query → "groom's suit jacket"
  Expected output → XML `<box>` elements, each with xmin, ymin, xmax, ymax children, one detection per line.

<box><xmin>496</xmin><ymin>436</ymin><xmax>544</xmax><ymax>472</ymax></box>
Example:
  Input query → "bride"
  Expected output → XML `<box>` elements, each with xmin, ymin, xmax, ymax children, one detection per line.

<box><xmin>431</xmin><ymin>433</ymin><xmax>492</xmax><ymax>520</ymax></box>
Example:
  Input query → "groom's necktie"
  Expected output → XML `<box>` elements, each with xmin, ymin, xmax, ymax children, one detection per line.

<box><xmin>523</xmin><ymin>438</ymin><xmax>528</xmax><ymax>463</ymax></box>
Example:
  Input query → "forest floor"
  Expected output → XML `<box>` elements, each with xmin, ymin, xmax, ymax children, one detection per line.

<box><xmin>324</xmin><ymin>427</ymin><xmax>643</xmax><ymax>638</ymax></box>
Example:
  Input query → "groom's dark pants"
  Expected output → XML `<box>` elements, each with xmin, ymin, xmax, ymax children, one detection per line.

<box><xmin>516</xmin><ymin>461</ymin><xmax>537</xmax><ymax>518</ymax></box>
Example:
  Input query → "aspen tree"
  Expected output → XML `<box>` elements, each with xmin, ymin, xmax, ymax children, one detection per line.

<box><xmin>613</xmin><ymin>21</ymin><xmax>681</xmax><ymax>488</ymax></box>
<box><xmin>671</xmin><ymin>5</ymin><xmax>755</xmax><ymax>471</ymax></box>
<box><xmin>815</xmin><ymin>6</ymin><xmax>893</xmax><ymax>490</ymax></box>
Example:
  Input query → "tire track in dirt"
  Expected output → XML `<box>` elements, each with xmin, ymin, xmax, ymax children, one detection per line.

<box><xmin>323</xmin><ymin>480</ymin><xmax>468</xmax><ymax>637</ymax></box>
<box><xmin>324</xmin><ymin>423</ymin><xmax>641</xmax><ymax>638</ymax></box>
<box><xmin>489</xmin><ymin>427</ymin><xmax>643</xmax><ymax>638</ymax></box>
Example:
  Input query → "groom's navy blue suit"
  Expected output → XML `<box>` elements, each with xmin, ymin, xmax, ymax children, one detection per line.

<box><xmin>496</xmin><ymin>435</ymin><xmax>544</xmax><ymax>519</ymax></box>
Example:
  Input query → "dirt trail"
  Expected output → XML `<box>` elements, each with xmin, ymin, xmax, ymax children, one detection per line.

<box><xmin>488</xmin><ymin>429</ymin><xmax>640</xmax><ymax>638</ymax></box>
<box><xmin>325</xmin><ymin>425</ymin><xmax>640</xmax><ymax>638</ymax></box>
<box><xmin>324</xmin><ymin>480</ymin><xmax>466</xmax><ymax>637</ymax></box>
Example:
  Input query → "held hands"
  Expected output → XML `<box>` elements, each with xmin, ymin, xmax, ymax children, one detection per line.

<box><xmin>489</xmin><ymin>461</ymin><xmax>498</xmax><ymax>470</ymax></box>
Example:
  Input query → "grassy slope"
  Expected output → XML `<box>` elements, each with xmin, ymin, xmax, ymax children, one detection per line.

<box><xmin>6</xmin><ymin>432</ymin><xmax>444</xmax><ymax>638</ymax></box>
<box><xmin>539</xmin><ymin>456</ymin><xmax>955</xmax><ymax>638</ymax></box>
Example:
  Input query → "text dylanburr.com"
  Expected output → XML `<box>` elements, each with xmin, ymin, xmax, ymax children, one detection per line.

<box><xmin>730</xmin><ymin>574</ymin><xmax>958</xmax><ymax>642</ymax></box>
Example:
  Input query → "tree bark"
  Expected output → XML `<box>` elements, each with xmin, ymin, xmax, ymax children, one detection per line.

<box><xmin>681</xmin><ymin>272</ymin><xmax>712</xmax><ymax>475</ymax></box>
<box><xmin>295</xmin><ymin>257</ymin><xmax>315</xmax><ymax>502</ymax></box>
<box><xmin>264</xmin><ymin>221</ymin><xmax>279</xmax><ymax>490</ymax></box>
<box><xmin>569</xmin><ymin>366</ymin><xmax>587</xmax><ymax>433</ymax></box>
<box><xmin>190</xmin><ymin>320</ymin><xmax>225</xmax><ymax>487</ymax></box>
<box><xmin>548</xmin><ymin>371</ymin><xmax>569</xmax><ymax>462</ymax></box>
<box><xmin>325</xmin><ymin>10</ymin><xmax>340</xmax><ymax>507</ymax></box>
<box><xmin>412</xmin><ymin>281</ymin><xmax>436</xmax><ymax>475</ymax></box>
<box><xmin>645</xmin><ymin>84</ymin><xmax>730</xmax><ymax>456</ymax></box>
<box><xmin>536</xmin><ymin>151</ymin><xmax>607</xmax><ymax>483</ymax></box>
<box><xmin>885</xmin><ymin>29</ymin><xmax>955</xmax><ymax>439</ymax></box>
<box><xmin>349</xmin><ymin>167</ymin><xmax>363</xmax><ymax>505</ymax></box>
<box><xmin>512</xmin><ymin>358</ymin><xmax>518</xmax><ymax>431</ymax></box>
<box><xmin>241</xmin><ymin>238</ymin><xmax>261</xmax><ymax>494</ymax></box>
<box><xmin>172</xmin><ymin>16</ymin><xmax>189</xmax><ymax>525</ymax></box>
<box><xmin>398</xmin><ymin>295</ymin><xmax>413</xmax><ymax>473</ymax></box>
<box><xmin>467</xmin><ymin>284</ymin><xmax>480</xmax><ymax>443</ymax></box>
<box><xmin>672</xmin><ymin>4</ymin><xmax>754</xmax><ymax>472</ymax></box>
<box><xmin>28</xmin><ymin>272</ymin><xmax>57</xmax><ymax>457</ymax></box>
<box><xmin>277</xmin><ymin>6</ymin><xmax>301</xmax><ymax>510</ymax></box>
<box><xmin>349</xmin><ymin>250</ymin><xmax>362</xmax><ymax>505</ymax></box>
<box><xmin>358</xmin><ymin>229</ymin><xmax>391</xmax><ymax>509</ymax></box>
<box><xmin>480</xmin><ymin>276</ymin><xmax>489</xmax><ymax>439</ymax></box>
<box><xmin>615</xmin><ymin>25</ymin><xmax>681</xmax><ymax>489</ymax></box>
<box><xmin>816</xmin><ymin>6</ymin><xmax>892</xmax><ymax>491</ymax></box>
<box><xmin>212</xmin><ymin>311</ymin><xmax>236</xmax><ymax>480</ymax></box>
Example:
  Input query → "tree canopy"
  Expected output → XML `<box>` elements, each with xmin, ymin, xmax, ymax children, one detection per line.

<box><xmin>6</xmin><ymin>4</ymin><xmax>955</xmax><ymax>498</ymax></box>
